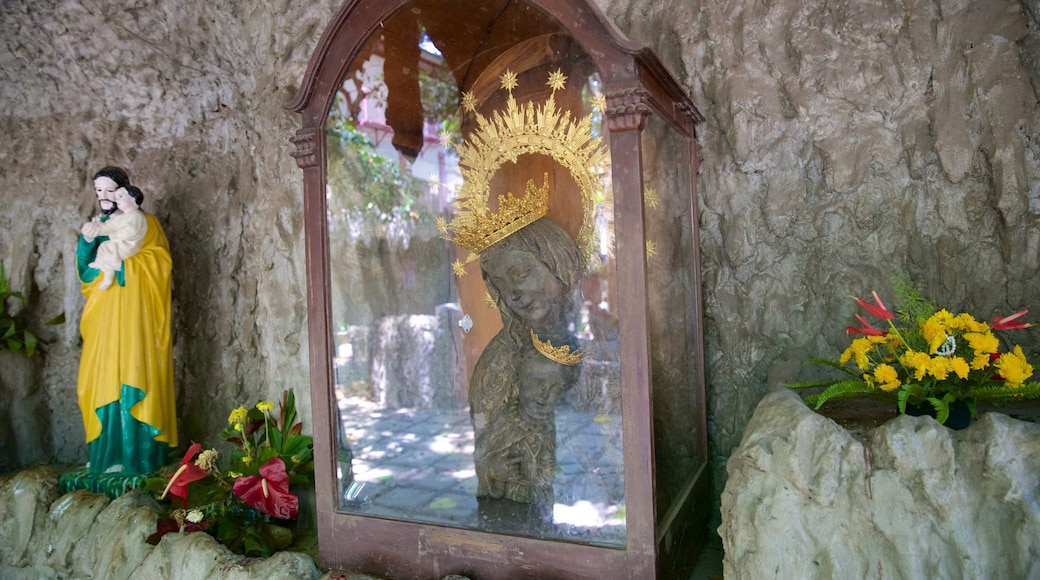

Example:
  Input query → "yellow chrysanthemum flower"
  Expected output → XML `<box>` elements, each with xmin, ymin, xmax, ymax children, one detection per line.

<box><xmin>927</xmin><ymin>357</ymin><xmax>951</xmax><ymax>381</ymax></box>
<box><xmin>964</xmin><ymin>331</ymin><xmax>999</xmax><ymax>357</ymax></box>
<box><xmin>841</xmin><ymin>337</ymin><xmax>874</xmax><ymax>370</ymax></box>
<box><xmin>241</xmin><ymin>455</ymin><xmax>253</xmax><ymax>466</ymax></box>
<box><xmin>228</xmin><ymin>471</ymin><xmax>242</xmax><ymax>478</ymax></box>
<box><xmin>931</xmin><ymin>309</ymin><xmax>954</xmax><ymax>325</ymax></box>
<box><xmin>952</xmin><ymin>312</ymin><xmax>984</xmax><ymax>333</ymax></box>
<box><xmin>971</xmin><ymin>354</ymin><xmax>992</xmax><ymax>370</ymax></box>
<box><xmin>873</xmin><ymin>364</ymin><xmax>902</xmax><ymax>392</ymax></box>
<box><xmin>995</xmin><ymin>346</ymin><xmax>1034</xmax><ymax>388</ymax></box>
<box><xmin>949</xmin><ymin>356</ymin><xmax>970</xmax><ymax>380</ymax></box>
<box><xmin>901</xmin><ymin>350</ymin><xmax>932</xmax><ymax>381</ymax></box>
<box><xmin>921</xmin><ymin>317</ymin><xmax>947</xmax><ymax>354</ymax></box>
<box><xmin>227</xmin><ymin>406</ymin><xmax>248</xmax><ymax>425</ymax></box>
<box><xmin>256</xmin><ymin>401</ymin><xmax>275</xmax><ymax>413</ymax></box>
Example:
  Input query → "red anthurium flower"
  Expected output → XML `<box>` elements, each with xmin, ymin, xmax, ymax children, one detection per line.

<box><xmin>233</xmin><ymin>457</ymin><xmax>298</xmax><ymax>520</ymax></box>
<box><xmin>847</xmin><ymin>313</ymin><xmax>886</xmax><ymax>336</ymax></box>
<box><xmin>854</xmin><ymin>291</ymin><xmax>894</xmax><ymax>321</ymax></box>
<box><xmin>160</xmin><ymin>443</ymin><xmax>209</xmax><ymax>508</ymax></box>
<box><xmin>992</xmin><ymin>309</ymin><xmax>1031</xmax><ymax>331</ymax></box>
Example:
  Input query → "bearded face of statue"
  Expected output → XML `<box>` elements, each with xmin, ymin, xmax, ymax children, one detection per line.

<box><xmin>93</xmin><ymin>176</ymin><xmax>120</xmax><ymax>216</ymax></box>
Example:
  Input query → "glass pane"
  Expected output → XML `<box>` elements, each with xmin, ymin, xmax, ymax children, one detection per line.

<box><xmin>326</xmin><ymin>0</ymin><xmax>625</xmax><ymax>546</ymax></box>
<box><xmin>641</xmin><ymin>114</ymin><xmax>706</xmax><ymax>520</ymax></box>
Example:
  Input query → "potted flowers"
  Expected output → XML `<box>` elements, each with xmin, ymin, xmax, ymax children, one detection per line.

<box><xmin>145</xmin><ymin>389</ymin><xmax>314</xmax><ymax>556</ymax></box>
<box><xmin>788</xmin><ymin>279</ymin><xmax>1040</xmax><ymax>428</ymax></box>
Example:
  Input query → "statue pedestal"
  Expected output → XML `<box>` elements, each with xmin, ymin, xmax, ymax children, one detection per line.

<box><xmin>58</xmin><ymin>466</ymin><xmax>152</xmax><ymax>499</ymax></box>
<box><xmin>720</xmin><ymin>389</ymin><xmax>1040</xmax><ymax>579</ymax></box>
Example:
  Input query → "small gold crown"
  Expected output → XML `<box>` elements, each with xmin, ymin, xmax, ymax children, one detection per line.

<box><xmin>444</xmin><ymin>173</ymin><xmax>549</xmax><ymax>258</ymax></box>
<box><xmin>530</xmin><ymin>330</ymin><xmax>584</xmax><ymax>366</ymax></box>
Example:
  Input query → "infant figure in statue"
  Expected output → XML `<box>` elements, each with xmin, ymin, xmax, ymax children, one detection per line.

<box><xmin>87</xmin><ymin>185</ymin><xmax>146</xmax><ymax>291</ymax></box>
<box><xmin>479</xmin><ymin>341</ymin><xmax>581</xmax><ymax>507</ymax></box>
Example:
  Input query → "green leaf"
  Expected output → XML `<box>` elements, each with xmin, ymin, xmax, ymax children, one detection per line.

<box><xmin>966</xmin><ymin>382</ymin><xmax>1040</xmax><ymax>405</ymax></box>
<box><xmin>268</xmin><ymin>423</ymin><xmax>284</xmax><ymax>453</ymax></box>
<box><xmin>280</xmin><ymin>434</ymin><xmax>313</xmax><ymax>460</ymax></box>
<box><xmin>898</xmin><ymin>383</ymin><xmax>927</xmax><ymax>414</ymax></box>
<box><xmin>927</xmin><ymin>396</ymin><xmax>949</xmax><ymax>425</ymax></box>
<box><xmin>803</xmin><ymin>380</ymin><xmax>882</xmax><ymax>409</ymax></box>
<box><xmin>785</xmin><ymin>379</ymin><xmax>845</xmax><ymax>390</ymax></box>
<box><xmin>23</xmin><ymin>331</ymin><xmax>37</xmax><ymax>357</ymax></box>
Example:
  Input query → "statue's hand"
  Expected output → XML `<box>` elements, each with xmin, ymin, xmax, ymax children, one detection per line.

<box><xmin>81</xmin><ymin>220</ymin><xmax>101</xmax><ymax>242</ymax></box>
<box><xmin>486</xmin><ymin>455</ymin><xmax>522</xmax><ymax>482</ymax></box>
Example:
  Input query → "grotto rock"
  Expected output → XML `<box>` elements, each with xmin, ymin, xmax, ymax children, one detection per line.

<box><xmin>719</xmin><ymin>389</ymin><xmax>1040</xmax><ymax>579</ymax></box>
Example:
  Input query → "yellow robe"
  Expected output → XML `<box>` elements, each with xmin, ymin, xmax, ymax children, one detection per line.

<box><xmin>77</xmin><ymin>212</ymin><xmax>176</xmax><ymax>473</ymax></box>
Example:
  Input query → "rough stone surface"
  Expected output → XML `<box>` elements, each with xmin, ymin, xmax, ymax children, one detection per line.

<box><xmin>0</xmin><ymin>468</ymin><xmax>323</xmax><ymax>579</ymax></box>
<box><xmin>0</xmin><ymin>0</ymin><xmax>1037</xmax><ymax>540</ymax></box>
<box><xmin>720</xmin><ymin>389</ymin><xmax>1040</xmax><ymax>579</ymax></box>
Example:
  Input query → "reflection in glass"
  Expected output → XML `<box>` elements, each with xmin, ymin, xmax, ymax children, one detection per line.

<box><xmin>324</xmin><ymin>1</ymin><xmax>625</xmax><ymax>547</ymax></box>
<box><xmin>641</xmin><ymin>114</ymin><xmax>706</xmax><ymax>522</ymax></box>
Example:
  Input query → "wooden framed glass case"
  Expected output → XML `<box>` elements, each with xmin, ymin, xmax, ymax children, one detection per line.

<box><xmin>288</xmin><ymin>1</ymin><xmax>707</xmax><ymax>577</ymax></box>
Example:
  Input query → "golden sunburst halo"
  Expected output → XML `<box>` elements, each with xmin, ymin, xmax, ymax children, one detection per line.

<box><xmin>547</xmin><ymin>69</ymin><xmax>567</xmax><ymax>91</ymax></box>
<box><xmin>484</xmin><ymin>292</ymin><xmax>497</xmax><ymax>309</ymax></box>
<box><xmin>435</xmin><ymin>216</ymin><xmax>448</xmax><ymax>235</ymax></box>
<box><xmin>499</xmin><ymin>70</ymin><xmax>518</xmax><ymax>92</ymax></box>
<box><xmin>644</xmin><ymin>187</ymin><xmax>660</xmax><ymax>210</ymax></box>
<box><xmin>461</xmin><ymin>92</ymin><xmax>478</xmax><ymax>112</ymax></box>
<box><xmin>591</xmin><ymin>93</ymin><xmax>607</xmax><ymax>113</ymax></box>
<box><xmin>646</xmin><ymin>239</ymin><xmax>657</xmax><ymax>259</ymax></box>
<box><xmin>449</xmin><ymin>70</ymin><xmax>609</xmax><ymax>264</ymax></box>
<box><xmin>451</xmin><ymin>259</ymin><xmax>468</xmax><ymax>277</ymax></box>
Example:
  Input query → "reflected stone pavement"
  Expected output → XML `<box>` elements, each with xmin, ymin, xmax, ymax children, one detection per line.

<box><xmin>337</xmin><ymin>395</ymin><xmax>627</xmax><ymax>546</ymax></box>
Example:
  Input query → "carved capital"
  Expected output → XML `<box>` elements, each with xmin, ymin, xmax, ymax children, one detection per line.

<box><xmin>604</xmin><ymin>88</ymin><xmax>651</xmax><ymax>132</ymax></box>
<box><xmin>290</xmin><ymin>127</ymin><xmax>321</xmax><ymax>169</ymax></box>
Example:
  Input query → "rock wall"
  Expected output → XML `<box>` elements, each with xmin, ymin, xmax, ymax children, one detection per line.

<box><xmin>0</xmin><ymin>0</ymin><xmax>1038</xmax><ymax>538</ymax></box>
<box><xmin>720</xmin><ymin>389</ymin><xmax>1040</xmax><ymax>578</ymax></box>
<box><xmin>0</xmin><ymin>0</ymin><xmax>340</xmax><ymax>466</ymax></box>
<box><xmin>602</xmin><ymin>0</ymin><xmax>1040</xmax><ymax>523</ymax></box>
<box><xmin>0</xmin><ymin>467</ymin><xmax>322</xmax><ymax>580</ymax></box>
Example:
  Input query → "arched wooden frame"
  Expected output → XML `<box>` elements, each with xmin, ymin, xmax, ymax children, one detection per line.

<box><xmin>287</xmin><ymin>0</ymin><xmax>706</xmax><ymax>577</ymax></box>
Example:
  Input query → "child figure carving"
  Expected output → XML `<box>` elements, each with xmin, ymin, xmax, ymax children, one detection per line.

<box><xmin>85</xmin><ymin>185</ymin><xmax>147</xmax><ymax>291</ymax></box>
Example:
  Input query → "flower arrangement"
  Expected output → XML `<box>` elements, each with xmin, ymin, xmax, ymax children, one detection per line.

<box><xmin>144</xmin><ymin>389</ymin><xmax>314</xmax><ymax>556</ymax></box>
<box><xmin>788</xmin><ymin>278</ymin><xmax>1040</xmax><ymax>427</ymax></box>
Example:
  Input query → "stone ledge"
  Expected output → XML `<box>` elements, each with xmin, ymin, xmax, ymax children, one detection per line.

<box><xmin>0</xmin><ymin>466</ymin><xmax>323</xmax><ymax>580</ymax></box>
<box><xmin>719</xmin><ymin>389</ymin><xmax>1040</xmax><ymax>579</ymax></box>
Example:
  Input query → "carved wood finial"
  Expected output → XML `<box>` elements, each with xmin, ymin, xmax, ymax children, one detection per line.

<box><xmin>604</xmin><ymin>88</ymin><xmax>651</xmax><ymax>132</ymax></box>
<box><xmin>290</xmin><ymin>128</ymin><xmax>320</xmax><ymax>169</ymax></box>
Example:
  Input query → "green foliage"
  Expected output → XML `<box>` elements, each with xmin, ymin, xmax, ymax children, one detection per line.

<box><xmin>0</xmin><ymin>260</ymin><xmax>38</xmax><ymax>356</ymax></box>
<box><xmin>218</xmin><ymin>389</ymin><xmax>314</xmax><ymax>483</ymax></box>
<box><xmin>144</xmin><ymin>389</ymin><xmax>314</xmax><ymax>557</ymax></box>
<box><xmin>891</xmin><ymin>272</ymin><xmax>936</xmax><ymax>327</ymax></box>
<box><xmin>803</xmin><ymin>380</ymin><xmax>888</xmax><ymax>409</ymax></box>
<box><xmin>326</xmin><ymin>117</ymin><xmax>431</xmax><ymax>225</ymax></box>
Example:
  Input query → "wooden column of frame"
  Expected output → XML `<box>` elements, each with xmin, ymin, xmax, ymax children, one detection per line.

<box><xmin>287</xmin><ymin>1</ymin><xmax>706</xmax><ymax>577</ymax></box>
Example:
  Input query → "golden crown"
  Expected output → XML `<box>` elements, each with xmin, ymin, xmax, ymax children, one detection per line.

<box><xmin>530</xmin><ymin>330</ymin><xmax>584</xmax><ymax>366</ymax></box>
<box><xmin>441</xmin><ymin>69</ymin><xmax>608</xmax><ymax>271</ymax></box>
<box><xmin>444</xmin><ymin>173</ymin><xmax>549</xmax><ymax>257</ymax></box>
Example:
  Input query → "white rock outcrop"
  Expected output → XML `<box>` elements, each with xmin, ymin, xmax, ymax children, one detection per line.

<box><xmin>720</xmin><ymin>389</ymin><xmax>1040</xmax><ymax>579</ymax></box>
<box><xmin>0</xmin><ymin>467</ymin><xmax>322</xmax><ymax>580</ymax></box>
